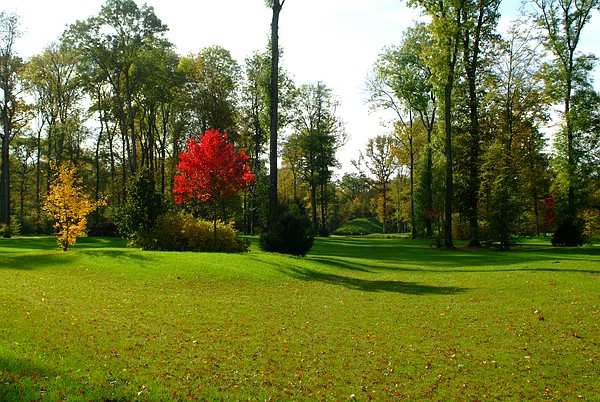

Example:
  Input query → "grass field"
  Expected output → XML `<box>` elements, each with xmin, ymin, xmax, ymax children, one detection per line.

<box><xmin>1</xmin><ymin>236</ymin><xmax>599</xmax><ymax>400</ymax></box>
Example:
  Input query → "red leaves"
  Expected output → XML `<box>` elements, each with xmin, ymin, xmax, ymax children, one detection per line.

<box><xmin>173</xmin><ymin>129</ymin><xmax>255</xmax><ymax>206</ymax></box>
<box><xmin>542</xmin><ymin>194</ymin><xmax>558</xmax><ymax>226</ymax></box>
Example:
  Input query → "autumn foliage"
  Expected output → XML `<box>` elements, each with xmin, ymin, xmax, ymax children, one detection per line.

<box><xmin>173</xmin><ymin>129</ymin><xmax>255</xmax><ymax>238</ymax></box>
<box><xmin>43</xmin><ymin>163</ymin><xmax>105</xmax><ymax>251</ymax></box>
<box><xmin>174</xmin><ymin>129</ymin><xmax>255</xmax><ymax>204</ymax></box>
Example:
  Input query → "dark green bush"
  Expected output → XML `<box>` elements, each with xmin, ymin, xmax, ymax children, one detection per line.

<box><xmin>260</xmin><ymin>203</ymin><xmax>314</xmax><ymax>256</ymax></box>
<box><xmin>332</xmin><ymin>218</ymin><xmax>382</xmax><ymax>236</ymax></box>
<box><xmin>551</xmin><ymin>219</ymin><xmax>586</xmax><ymax>247</ymax></box>
<box><xmin>0</xmin><ymin>220</ymin><xmax>20</xmax><ymax>238</ymax></box>
<box><xmin>117</xmin><ymin>170</ymin><xmax>164</xmax><ymax>242</ymax></box>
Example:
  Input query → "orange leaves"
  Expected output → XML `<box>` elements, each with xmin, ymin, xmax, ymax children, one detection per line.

<box><xmin>43</xmin><ymin>162</ymin><xmax>106</xmax><ymax>251</ymax></box>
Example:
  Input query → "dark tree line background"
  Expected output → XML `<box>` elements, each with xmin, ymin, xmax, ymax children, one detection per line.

<box><xmin>1</xmin><ymin>0</ymin><xmax>599</xmax><ymax>248</ymax></box>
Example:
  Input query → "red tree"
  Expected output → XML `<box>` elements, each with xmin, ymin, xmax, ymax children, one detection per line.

<box><xmin>173</xmin><ymin>129</ymin><xmax>255</xmax><ymax>240</ymax></box>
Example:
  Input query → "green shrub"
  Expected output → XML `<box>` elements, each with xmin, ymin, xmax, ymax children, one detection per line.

<box><xmin>332</xmin><ymin>218</ymin><xmax>382</xmax><ymax>236</ymax></box>
<box><xmin>552</xmin><ymin>219</ymin><xmax>586</xmax><ymax>247</ymax></box>
<box><xmin>260</xmin><ymin>202</ymin><xmax>314</xmax><ymax>256</ymax></box>
<box><xmin>0</xmin><ymin>220</ymin><xmax>21</xmax><ymax>238</ymax></box>
<box><xmin>117</xmin><ymin>170</ymin><xmax>164</xmax><ymax>242</ymax></box>
<box><xmin>582</xmin><ymin>209</ymin><xmax>600</xmax><ymax>238</ymax></box>
<box><xmin>451</xmin><ymin>220</ymin><xmax>470</xmax><ymax>241</ymax></box>
<box><xmin>139</xmin><ymin>213</ymin><xmax>188</xmax><ymax>251</ymax></box>
<box><xmin>138</xmin><ymin>212</ymin><xmax>249</xmax><ymax>253</ymax></box>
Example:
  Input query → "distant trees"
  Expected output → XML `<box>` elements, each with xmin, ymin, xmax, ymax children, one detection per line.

<box><xmin>532</xmin><ymin>0</ymin><xmax>599</xmax><ymax>240</ymax></box>
<box><xmin>478</xmin><ymin>23</ymin><xmax>550</xmax><ymax>248</ymax></box>
<box><xmin>64</xmin><ymin>0</ymin><xmax>168</xmax><ymax>176</ymax></box>
<box><xmin>355</xmin><ymin>135</ymin><xmax>399</xmax><ymax>234</ymax></box>
<box><xmin>0</xmin><ymin>0</ymin><xmax>300</xmax><ymax>243</ymax></box>
<box><xmin>178</xmin><ymin>46</ymin><xmax>241</xmax><ymax>136</ymax></box>
<box><xmin>2</xmin><ymin>0</ymin><xmax>599</xmax><ymax>250</ymax></box>
<box><xmin>409</xmin><ymin>0</ymin><xmax>465</xmax><ymax>248</ymax></box>
<box><xmin>366</xmin><ymin>24</ymin><xmax>437</xmax><ymax>238</ymax></box>
<box><xmin>23</xmin><ymin>42</ymin><xmax>86</xmax><ymax>211</ymax></box>
<box><xmin>287</xmin><ymin>82</ymin><xmax>345</xmax><ymax>235</ymax></box>
<box><xmin>357</xmin><ymin>0</ymin><xmax>598</xmax><ymax>247</ymax></box>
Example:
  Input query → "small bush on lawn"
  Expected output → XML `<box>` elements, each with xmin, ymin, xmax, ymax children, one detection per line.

<box><xmin>332</xmin><ymin>218</ymin><xmax>382</xmax><ymax>236</ymax></box>
<box><xmin>117</xmin><ymin>170</ymin><xmax>165</xmax><ymax>244</ymax></box>
<box><xmin>260</xmin><ymin>202</ymin><xmax>314</xmax><ymax>256</ymax></box>
<box><xmin>0</xmin><ymin>220</ymin><xmax>20</xmax><ymax>238</ymax></box>
<box><xmin>137</xmin><ymin>212</ymin><xmax>249</xmax><ymax>252</ymax></box>
<box><xmin>552</xmin><ymin>219</ymin><xmax>586</xmax><ymax>247</ymax></box>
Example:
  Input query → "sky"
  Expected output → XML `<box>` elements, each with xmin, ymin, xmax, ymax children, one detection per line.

<box><xmin>3</xmin><ymin>0</ymin><xmax>600</xmax><ymax>175</ymax></box>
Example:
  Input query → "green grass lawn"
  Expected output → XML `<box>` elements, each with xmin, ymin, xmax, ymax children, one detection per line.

<box><xmin>1</xmin><ymin>236</ymin><xmax>598</xmax><ymax>400</ymax></box>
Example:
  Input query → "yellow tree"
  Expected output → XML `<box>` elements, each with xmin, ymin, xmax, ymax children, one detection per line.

<box><xmin>43</xmin><ymin>163</ymin><xmax>104</xmax><ymax>251</ymax></box>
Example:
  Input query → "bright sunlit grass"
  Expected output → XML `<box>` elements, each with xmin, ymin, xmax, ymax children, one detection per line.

<box><xmin>1</xmin><ymin>236</ymin><xmax>598</xmax><ymax>400</ymax></box>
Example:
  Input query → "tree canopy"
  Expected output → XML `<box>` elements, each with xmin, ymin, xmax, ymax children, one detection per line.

<box><xmin>1</xmin><ymin>0</ymin><xmax>599</xmax><ymax>248</ymax></box>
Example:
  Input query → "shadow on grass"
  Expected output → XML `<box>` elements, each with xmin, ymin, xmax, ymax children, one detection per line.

<box><xmin>0</xmin><ymin>236</ymin><xmax>128</xmax><ymax>253</ymax></box>
<box><xmin>279</xmin><ymin>266</ymin><xmax>468</xmax><ymax>295</ymax></box>
<box><xmin>309</xmin><ymin>254</ymin><xmax>600</xmax><ymax>275</ymax></box>
<box><xmin>310</xmin><ymin>237</ymin><xmax>600</xmax><ymax>272</ymax></box>
<box><xmin>308</xmin><ymin>256</ymin><xmax>374</xmax><ymax>273</ymax></box>
<box><xmin>0</xmin><ymin>356</ymin><xmax>59</xmax><ymax>401</ymax></box>
<box><xmin>0</xmin><ymin>236</ymin><xmax>57</xmax><ymax>253</ymax></box>
<box><xmin>1</xmin><ymin>248</ymin><xmax>148</xmax><ymax>271</ymax></box>
<box><xmin>520</xmin><ymin>266</ymin><xmax>600</xmax><ymax>275</ymax></box>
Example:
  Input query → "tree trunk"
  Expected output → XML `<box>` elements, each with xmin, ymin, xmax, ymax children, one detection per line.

<box><xmin>409</xmin><ymin>117</ymin><xmax>416</xmax><ymax>239</ymax></box>
<box><xmin>442</xmin><ymin>6</ymin><xmax>461</xmax><ymax>250</ymax></box>
<box><xmin>95</xmin><ymin>123</ymin><xmax>103</xmax><ymax>233</ymax></box>
<box><xmin>464</xmin><ymin>4</ymin><xmax>486</xmax><ymax>248</ymax></box>
<box><xmin>566</xmin><ymin>58</ymin><xmax>574</xmax><ymax>220</ymax></box>
<box><xmin>382</xmin><ymin>182</ymin><xmax>387</xmax><ymax>234</ymax></box>
<box><xmin>1</xmin><ymin>109</ymin><xmax>11</xmax><ymax>236</ymax></box>
<box><xmin>320</xmin><ymin>178</ymin><xmax>327</xmax><ymax>235</ymax></box>
<box><xmin>35</xmin><ymin>121</ymin><xmax>44</xmax><ymax>233</ymax></box>
<box><xmin>310</xmin><ymin>178</ymin><xmax>318</xmax><ymax>233</ymax></box>
<box><xmin>443</xmin><ymin>80</ymin><xmax>454</xmax><ymax>249</ymax></box>
<box><xmin>269</xmin><ymin>0</ymin><xmax>284</xmax><ymax>234</ymax></box>
<box><xmin>425</xmin><ymin>145</ymin><xmax>433</xmax><ymax>238</ymax></box>
<box><xmin>125</xmin><ymin>70</ymin><xmax>138</xmax><ymax>175</ymax></box>
<box><xmin>213</xmin><ymin>206</ymin><xmax>218</xmax><ymax>247</ymax></box>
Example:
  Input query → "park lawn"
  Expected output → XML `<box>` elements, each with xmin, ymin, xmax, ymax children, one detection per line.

<box><xmin>0</xmin><ymin>236</ymin><xmax>598</xmax><ymax>401</ymax></box>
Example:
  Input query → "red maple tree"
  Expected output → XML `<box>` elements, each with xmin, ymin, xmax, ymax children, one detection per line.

<box><xmin>173</xmin><ymin>129</ymin><xmax>255</xmax><ymax>239</ymax></box>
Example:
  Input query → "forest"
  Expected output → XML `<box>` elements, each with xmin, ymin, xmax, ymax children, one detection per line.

<box><xmin>0</xmin><ymin>0</ymin><xmax>599</xmax><ymax>249</ymax></box>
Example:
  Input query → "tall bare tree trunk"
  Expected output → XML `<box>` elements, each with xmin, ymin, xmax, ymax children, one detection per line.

<box><xmin>269</xmin><ymin>0</ymin><xmax>285</xmax><ymax>233</ymax></box>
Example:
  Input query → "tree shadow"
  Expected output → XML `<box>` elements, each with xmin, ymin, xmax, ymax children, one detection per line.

<box><xmin>0</xmin><ymin>356</ymin><xmax>59</xmax><ymax>400</ymax></box>
<box><xmin>308</xmin><ymin>256</ymin><xmax>374</xmax><ymax>273</ymax></box>
<box><xmin>310</xmin><ymin>237</ymin><xmax>600</xmax><ymax>272</ymax></box>
<box><xmin>1</xmin><ymin>248</ymin><xmax>148</xmax><ymax>271</ymax></box>
<box><xmin>0</xmin><ymin>236</ymin><xmax>128</xmax><ymax>254</ymax></box>
<box><xmin>0</xmin><ymin>237</ymin><xmax>57</xmax><ymax>253</ymax></box>
<box><xmin>279</xmin><ymin>266</ymin><xmax>468</xmax><ymax>295</ymax></box>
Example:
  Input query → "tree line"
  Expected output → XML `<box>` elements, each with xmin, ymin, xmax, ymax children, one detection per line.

<box><xmin>360</xmin><ymin>0</ymin><xmax>599</xmax><ymax>247</ymax></box>
<box><xmin>0</xmin><ymin>0</ymin><xmax>599</xmax><ymax>248</ymax></box>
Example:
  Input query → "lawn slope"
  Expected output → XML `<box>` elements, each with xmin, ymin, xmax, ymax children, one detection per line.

<box><xmin>1</xmin><ymin>236</ymin><xmax>598</xmax><ymax>400</ymax></box>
